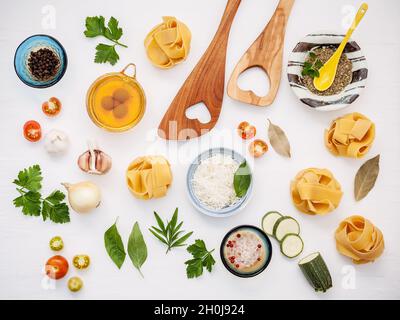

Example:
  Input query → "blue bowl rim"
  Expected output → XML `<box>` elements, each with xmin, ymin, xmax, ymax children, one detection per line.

<box><xmin>13</xmin><ymin>34</ymin><xmax>68</xmax><ymax>89</ymax></box>
<box><xmin>220</xmin><ymin>225</ymin><xmax>273</xmax><ymax>278</ymax></box>
<box><xmin>186</xmin><ymin>147</ymin><xmax>253</xmax><ymax>217</ymax></box>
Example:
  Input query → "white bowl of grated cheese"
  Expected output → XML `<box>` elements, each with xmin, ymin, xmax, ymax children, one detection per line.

<box><xmin>187</xmin><ymin>148</ymin><xmax>253</xmax><ymax>217</ymax></box>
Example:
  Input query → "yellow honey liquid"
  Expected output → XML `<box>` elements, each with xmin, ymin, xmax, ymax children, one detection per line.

<box><xmin>92</xmin><ymin>76</ymin><xmax>144</xmax><ymax>130</ymax></box>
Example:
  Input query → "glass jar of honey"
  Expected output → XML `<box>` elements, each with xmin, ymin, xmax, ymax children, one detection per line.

<box><xmin>86</xmin><ymin>63</ymin><xmax>146</xmax><ymax>132</ymax></box>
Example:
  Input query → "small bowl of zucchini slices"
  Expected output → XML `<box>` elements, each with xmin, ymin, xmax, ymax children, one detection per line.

<box><xmin>261</xmin><ymin>211</ymin><xmax>303</xmax><ymax>258</ymax></box>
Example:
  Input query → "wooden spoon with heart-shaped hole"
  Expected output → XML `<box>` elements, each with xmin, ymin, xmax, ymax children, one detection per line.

<box><xmin>227</xmin><ymin>0</ymin><xmax>294</xmax><ymax>107</ymax></box>
<box><xmin>158</xmin><ymin>0</ymin><xmax>241</xmax><ymax>140</ymax></box>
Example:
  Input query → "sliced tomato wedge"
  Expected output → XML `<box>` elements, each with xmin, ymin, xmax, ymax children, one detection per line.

<box><xmin>23</xmin><ymin>120</ymin><xmax>42</xmax><ymax>142</ymax></box>
<box><xmin>237</xmin><ymin>121</ymin><xmax>256</xmax><ymax>140</ymax></box>
<box><xmin>249</xmin><ymin>139</ymin><xmax>268</xmax><ymax>158</ymax></box>
<box><xmin>42</xmin><ymin>97</ymin><xmax>61</xmax><ymax>117</ymax></box>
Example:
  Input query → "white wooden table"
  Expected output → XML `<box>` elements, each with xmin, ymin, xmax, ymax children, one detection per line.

<box><xmin>0</xmin><ymin>0</ymin><xmax>399</xmax><ymax>299</ymax></box>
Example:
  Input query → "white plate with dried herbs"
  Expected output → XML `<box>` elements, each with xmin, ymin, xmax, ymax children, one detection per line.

<box><xmin>287</xmin><ymin>32</ymin><xmax>368</xmax><ymax>111</ymax></box>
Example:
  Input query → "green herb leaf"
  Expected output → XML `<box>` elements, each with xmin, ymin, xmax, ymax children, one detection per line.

<box><xmin>12</xmin><ymin>165</ymin><xmax>69</xmax><ymax>224</ymax></box>
<box><xmin>104</xmin><ymin>218</ymin><xmax>126</xmax><ymax>269</ymax></box>
<box><xmin>42</xmin><ymin>190</ymin><xmax>70</xmax><ymax>223</ymax></box>
<box><xmin>233</xmin><ymin>161</ymin><xmax>251</xmax><ymax>198</ymax></box>
<box><xmin>302</xmin><ymin>52</ymin><xmax>324</xmax><ymax>79</ymax></box>
<box><xmin>13</xmin><ymin>165</ymin><xmax>42</xmax><ymax>192</ymax></box>
<box><xmin>84</xmin><ymin>16</ymin><xmax>127</xmax><ymax>65</ymax></box>
<box><xmin>13</xmin><ymin>191</ymin><xmax>41</xmax><ymax>216</ymax></box>
<box><xmin>149</xmin><ymin>208</ymin><xmax>193</xmax><ymax>253</ymax></box>
<box><xmin>104</xmin><ymin>17</ymin><xmax>123</xmax><ymax>41</ymax></box>
<box><xmin>185</xmin><ymin>239</ymin><xmax>216</xmax><ymax>279</ymax></box>
<box><xmin>185</xmin><ymin>258</ymin><xmax>203</xmax><ymax>279</ymax></box>
<box><xmin>84</xmin><ymin>16</ymin><xmax>106</xmax><ymax>38</ymax></box>
<box><xmin>94</xmin><ymin>43</ymin><xmax>119</xmax><ymax>65</ymax></box>
<box><xmin>127</xmin><ymin>222</ymin><xmax>147</xmax><ymax>277</ymax></box>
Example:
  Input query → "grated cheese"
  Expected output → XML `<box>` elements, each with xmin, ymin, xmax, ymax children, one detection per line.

<box><xmin>192</xmin><ymin>154</ymin><xmax>239</xmax><ymax>210</ymax></box>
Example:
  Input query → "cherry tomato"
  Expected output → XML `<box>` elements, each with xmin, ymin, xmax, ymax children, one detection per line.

<box><xmin>237</xmin><ymin>121</ymin><xmax>256</xmax><ymax>140</ymax></box>
<box><xmin>49</xmin><ymin>236</ymin><xmax>64</xmax><ymax>251</ymax></box>
<box><xmin>249</xmin><ymin>139</ymin><xmax>268</xmax><ymax>158</ymax></box>
<box><xmin>42</xmin><ymin>97</ymin><xmax>61</xmax><ymax>117</ymax></box>
<box><xmin>68</xmin><ymin>277</ymin><xmax>83</xmax><ymax>292</ymax></box>
<box><xmin>45</xmin><ymin>255</ymin><xmax>69</xmax><ymax>280</ymax></box>
<box><xmin>23</xmin><ymin>120</ymin><xmax>42</xmax><ymax>142</ymax></box>
<box><xmin>72</xmin><ymin>254</ymin><xmax>90</xmax><ymax>270</ymax></box>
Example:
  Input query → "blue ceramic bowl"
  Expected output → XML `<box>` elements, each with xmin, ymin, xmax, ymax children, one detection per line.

<box><xmin>14</xmin><ymin>34</ymin><xmax>67</xmax><ymax>88</ymax></box>
<box><xmin>186</xmin><ymin>148</ymin><xmax>253</xmax><ymax>218</ymax></box>
<box><xmin>220</xmin><ymin>225</ymin><xmax>272</xmax><ymax>278</ymax></box>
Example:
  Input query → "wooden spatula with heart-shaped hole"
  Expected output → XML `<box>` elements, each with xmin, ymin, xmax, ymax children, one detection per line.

<box><xmin>158</xmin><ymin>0</ymin><xmax>241</xmax><ymax>140</ymax></box>
<box><xmin>227</xmin><ymin>0</ymin><xmax>294</xmax><ymax>107</ymax></box>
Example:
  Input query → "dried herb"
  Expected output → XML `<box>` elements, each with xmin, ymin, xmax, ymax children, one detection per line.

<box><xmin>301</xmin><ymin>51</ymin><xmax>323</xmax><ymax>78</ymax></box>
<box><xmin>303</xmin><ymin>47</ymin><xmax>352</xmax><ymax>96</ymax></box>
<box><xmin>127</xmin><ymin>222</ymin><xmax>147</xmax><ymax>277</ymax></box>
<box><xmin>104</xmin><ymin>218</ymin><xmax>126</xmax><ymax>269</ymax></box>
<box><xmin>233</xmin><ymin>161</ymin><xmax>251</xmax><ymax>198</ymax></box>
<box><xmin>354</xmin><ymin>155</ymin><xmax>380</xmax><ymax>201</ymax></box>
<box><xmin>149</xmin><ymin>208</ymin><xmax>193</xmax><ymax>254</ymax></box>
<box><xmin>268</xmin><ymin>119</ymin><xmax>291</xmax><ymax>158</ymax></box>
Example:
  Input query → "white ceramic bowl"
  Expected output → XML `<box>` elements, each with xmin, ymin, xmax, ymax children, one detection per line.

<box><xmin>287</xmin><ymin>32</ymin><xmax>368</xmax><ymax>111</ymax></box>
<box><xmin>186</xmin><ymin>148</ymin><xmax>253</xmax><ymax>218</ymax></box>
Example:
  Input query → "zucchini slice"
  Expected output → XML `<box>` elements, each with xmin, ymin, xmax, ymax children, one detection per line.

<box><xmin>273</xmin><ymin>216</ymin><xmax>300</xmax><ymax>242</ymax></box>
<box><xmin>261</xmin><ymin>211</ymin><xmax>283</xmax><ymax>237</ymax></box>
<box><xmin>298</xmin><ymin>252</ymin><xmax>332</xmax><ymax>293</ymax></box>
<box><xmin>280</xmin><ymin>234</ymin><xmax>303</xmax><ymax>258</ymax></box>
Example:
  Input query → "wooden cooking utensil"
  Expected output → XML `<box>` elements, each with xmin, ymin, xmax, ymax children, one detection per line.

<box><xmin>227</xmin><ymin>0</ymin><xmax>294</xmax><ymax>107</ymax></box>
<box><xmin>158</xmin><ymin>0</ymin><xmax>241</xmax><ymax>140</ymax></box>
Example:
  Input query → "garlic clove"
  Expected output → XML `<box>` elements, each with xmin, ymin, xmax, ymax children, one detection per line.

<box><xmin>77</xmin><ymin>142</ymin><xmax>112</xmax><ymax>175</ymax></box>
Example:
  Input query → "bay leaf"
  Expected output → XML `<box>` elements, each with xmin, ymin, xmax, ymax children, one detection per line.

<box><xmin>268</xmin><ymin>119</ymin><xmax>291</xmax><ymax>158</ymax></box>
<box><xmin>104</xmin><ymin>218</ymin><xmax>126</xmax><ymax>269</ymax></box>
<box><xmin>127</xmin><ymin>221</ymin><xmax>147</xmax><ymax>277</ymax></box>
<box><xmin>354</xmin><ymin>154</ymin><xmax>380</xmax><ymax>201</ymax></box>
<box><xmin>233</xmin><ymin>161</ymin><xmax>251</xmax><ymax>198</ymax></box>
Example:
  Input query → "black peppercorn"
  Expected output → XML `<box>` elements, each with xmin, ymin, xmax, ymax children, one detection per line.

<box><xmin>28</xmin><ymin>48</ymin><xmax>60</xmax><ymax>81</ymax></box>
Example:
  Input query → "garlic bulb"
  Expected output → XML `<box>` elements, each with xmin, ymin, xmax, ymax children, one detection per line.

<box><xmin>62</xmin><ymin>181</ymin><xmax>101</xmax><ymax>213</ymax></box>
<box><xmin>44</xmin><ymin>129</ymin><xmax>69</xmax><ymax>155</ymax></box>
<box><xmin>77</xmin><ymin>142</ymin><xmax>112</xmax><ymax>175</ymax></box>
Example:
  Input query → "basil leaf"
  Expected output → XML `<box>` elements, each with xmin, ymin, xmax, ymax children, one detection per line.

<box><xmin>127</xmin><ymin>222</ymin><xmax>147</xmax><ymax>277</ymax></box>
<box><xmin>233</xmin><ymin>161</ymin><xmax>251</xmax><ymax>198</ymax></box>
<box><xmin>104</xmin><ymin>219</ymin><xmax>126</xmax><ymax>269</ymax></box>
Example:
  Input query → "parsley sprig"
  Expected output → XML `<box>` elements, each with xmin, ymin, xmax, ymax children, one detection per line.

<box><xmin>13</xmin><ymin>165</ymin><xmax>70</xmax><ymax>224</ymax></box>
<box><xmin>302</xmin><ymin>51</ymin><xmax>323</xmax><ymax>78</ymax></box>
<box><xmin>84</xmin><ymin>16</ymin><xmax>127</xmax><ymax>65</ymax></box>
<box><xmin>185</xmin><ymin>240</ymin><xmax>216</xmax><ymax>279</ymax></box>
<box><xmin>149</xmin><ymin>208</ymin><xmax>193</xmax><ymax>254</ymax></box>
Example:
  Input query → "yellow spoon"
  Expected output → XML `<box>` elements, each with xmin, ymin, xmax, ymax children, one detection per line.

<box><xmin>313</xmin><ymin>3</ymin><xmax>368</xmax><ymax>92</ymax></box>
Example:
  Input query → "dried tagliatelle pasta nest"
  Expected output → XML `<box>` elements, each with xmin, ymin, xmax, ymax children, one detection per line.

<box><xmin>325</xmin><ymin>112</ymin><xmax>375</xmax><ymax>158</ymax></box>
<box><xmin>335</xmin><ymin>215</ymin><xmax>385</xmax><ymax>264</ymax></box>
<box><xmin>290</xmin><ymin>168</ymin><xmax>343</xmax><ymax>215</ymax></box>
<box><xmin>126</xmin><ymin>155</ymin><xmax>172</xmax><ymax>200</ymax></box>
<box><xmin>144</xmin><ymin>16</ymin><xmax>191</xmax><ymax>69</ymax></box>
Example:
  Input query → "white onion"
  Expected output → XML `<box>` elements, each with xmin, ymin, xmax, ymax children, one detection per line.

<box><xmin>62</xmin><ymin>181</ymin><xmax>101</xmax><ymax>213</ymax></box>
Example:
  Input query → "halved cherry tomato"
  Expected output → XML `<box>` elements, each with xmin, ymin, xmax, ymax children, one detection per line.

<box><xmin>42</xmin><ymin>97</ymin><xmax>61</xmax><ymax>117</ymax></box>
<box><xmin>237</xmin><ymin>121</ymin><xmax>256</xmax><ymax>140</ymax></box>
<box><xmin>249</xmin><ymin>139</ymin><xmax>268</xmax><ymax>158</ymax></box>
<box><xmin>23</xmin><ymin>120</ymin><xmax>42</xmax><ymax>142</ymax></box>
<box><xmin>49</xmin><ymin>236</ymin><xmax>64</xmax><ymax>251</ymax></box>
<box><xmin>45</xmin><ymin>255</ymin><xmax>69</xmax><ymax>280</ymax></box>
<box><xmin>72</xmin><ymin>254</ymin><xmax>90</xmax><ymax>270</ymax></box>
